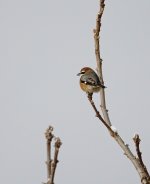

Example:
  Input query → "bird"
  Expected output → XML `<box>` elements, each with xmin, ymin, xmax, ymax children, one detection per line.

<box><xmin>77</xmin><ymin>67</ymin><xmax>105</xmax><ymax>99</ymax></box>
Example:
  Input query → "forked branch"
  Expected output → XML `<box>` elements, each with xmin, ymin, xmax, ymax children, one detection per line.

<box><xmin>89</xmin><ymin>1</ymin><xmax>150</xmax><ymax>184</ymax></box>
<box><xmin>87</xmin><ymin>94</ymin><xmax>114</xmax><ymax>135</ymax></box>
<box><xmin>44</xmin><ymin>126</ymin><xmax>62</xmax><ymax>184</ymax></box>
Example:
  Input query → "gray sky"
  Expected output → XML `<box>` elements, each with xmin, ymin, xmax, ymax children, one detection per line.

<box><xmin>0</xmin><ymin>0</ymin><xmax>150</xmax><ymax>184</ymax></box>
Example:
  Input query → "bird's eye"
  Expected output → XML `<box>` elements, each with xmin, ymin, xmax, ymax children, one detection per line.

<box><xmin>81</xmin><ymin>71</ymin><xmax>85</xmax><ymax>74</ymax></box>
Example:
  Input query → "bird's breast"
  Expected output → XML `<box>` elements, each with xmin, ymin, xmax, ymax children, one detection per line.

<box><xmin>80</xmin><ymin>82</ymin><xmax>100</xmax><ymax>93</ymax></box>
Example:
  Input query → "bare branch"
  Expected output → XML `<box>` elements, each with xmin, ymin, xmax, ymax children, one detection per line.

<box><xmin>91</xmin><ymin>1</ymin><xmax>150</xmax><ymax>183</ymax></box>
<box><xmin>45</xmin><ymin>126</ymin><xmax>54</xmax><ymax>179</ymax></box>
<box><xmin>133</xmin><ymin>134</ymin><xmax>150</xmax><ymax>177</ymax></box>
<box><xmin>88</xmin><ymin>94</ymin><xmax>150</xmax><ymax>184</ymax></box>
<box><xmin>87</xmin><ymin>94</ymin><xmax>114</xmax><ymax>135</ymax></box>
<box><xmin>93</xmin><ymin>0</ymin><xmax>111</xmax><ymax>126</ymax></box>
<box><xmin>50</xmin><ymin>137</ymin><xmax>62</xmax><ymax>184</ymax></box>
<box><xmin>44</xmin><ymin>126</ymin><xmax>62</xmax><ymax>184</ymax></box>
<box><xmin>88</xmin><ymin>95</ymin><xmax>150</xmax><ymax>184</ymax></box>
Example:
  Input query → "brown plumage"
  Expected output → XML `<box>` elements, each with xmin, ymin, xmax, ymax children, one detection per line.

<box><xmin>77</xmin><ymin>67</ymin><xmax>105</xmax><ymax>95</ymax></box>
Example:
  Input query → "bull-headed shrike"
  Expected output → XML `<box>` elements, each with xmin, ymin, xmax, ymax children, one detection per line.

<box><xmin>77</xmin><ymin>67</ymin><xmax>105</xmax><ymax>98</ymax></box>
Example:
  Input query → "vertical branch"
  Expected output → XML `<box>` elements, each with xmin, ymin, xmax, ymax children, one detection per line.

<box><xmin>93</xmin><ymin>0</ymin><xmax>105</xmax><ymax>75</ymax></box>
<box><xmin>44</xmin><ymin>126</ymin><xmax>62</xmax><ymax>184</ymax></box>
<box><xmin>50</xmin><ymin>138</ymin><xmax>62</xmax><ymax>184</ymax></box>
<box><xmin>93</xmin><ymin>0</ymin><xmax>111</xmax><ymax>126</ymax></box>
<box><xmin>45</xmin><ymin>126</ymin><xmax>54</xmax><ymax>179</ymax></box>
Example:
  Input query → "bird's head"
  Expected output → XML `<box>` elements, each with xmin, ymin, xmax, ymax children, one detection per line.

<box><xmin>77</xmin><ymin>67</ymin><xmax>94</xmax><ymax>76</ymax></box>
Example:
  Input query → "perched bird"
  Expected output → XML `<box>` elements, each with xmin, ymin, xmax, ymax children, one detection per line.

<box><xmin>77</xmin><ymin>67</ymin><xmax>105</xmax><ymax>98</ymax></box>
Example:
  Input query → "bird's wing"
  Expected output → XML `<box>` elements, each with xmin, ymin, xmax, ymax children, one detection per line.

<box><xmin>80</xmin><ymin>76</ymin><xmax>97</xmax><ymax>86</ymax></box>
<box><xmin>86</xmin><ymin>77</ymin><xmax>97</xmax><ymax>86</ymax></box>
<box><xmin>80</xmin><ymin>75</ymin><xmax>105</xmax><ymax>88</ymax></box>
<box><xmin>88</xmin><ymin>73</ymin><xmax>106</xmax><ymax>88</ymax></box>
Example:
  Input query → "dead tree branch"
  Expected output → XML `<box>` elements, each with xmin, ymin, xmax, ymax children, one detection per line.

<box><xmin>44</xmin><ymin>126</ymin><xmax>62</xmax><ymax>184</ymax></box>
<box><xmin>89</xmin><ymin>0</ymin><xmax>150</xmax><ymax>183</ymax></box>
<box><xmin>88</xmin><ymin>94</ymin><xmax>150</xmax><ymax>183</ymax></box>
<box><xmin>133</xmin><ymin>134</ymin><xmax>150</xmax><ymax>178</ymax></box>
<box><xmin>87</xmin><ymin>94</ymin><xmax>114</xmax><ymax>135</ymax></box>
<box><xmin>45</xmin><ymin>126</ymin><xmax>54</xmax><ymax>179</ymax></box>
<box><xmin>50</xmin><ymin>137</ymin><xmax>62</xmax><ymax>184</ymax></box>
<box><xmin>93</xmin><ymin>0</ymin><xmax>111</xmax><ymax>126</ymax></box>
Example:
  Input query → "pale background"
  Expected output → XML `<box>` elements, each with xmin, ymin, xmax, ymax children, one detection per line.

<box><xmin>0</xmin><ymin>0</ymin><xmax>150</xmax><ymax>184</ymax></box>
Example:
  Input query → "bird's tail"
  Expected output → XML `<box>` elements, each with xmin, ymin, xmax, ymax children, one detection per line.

<box><xmin>100</xmin><ymin>84</ymin><xmax>106</xmax><ymax>88</ymax></box>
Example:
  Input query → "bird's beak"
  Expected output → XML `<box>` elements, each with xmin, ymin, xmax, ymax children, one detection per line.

<box><xmin>77</xmin><ymin>72</ymin><xmax>81</xmax><ymax>76</ymax></box>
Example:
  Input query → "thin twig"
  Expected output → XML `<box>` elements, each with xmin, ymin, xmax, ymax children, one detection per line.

<box><xmin>45</xmin><ymin>126</ymin><xmax>54</xmax><ymax>179</ymax></box>
<box><xmin>44</xmin><ymin>126</ymin><xmax>62</xmax><ymax>184</ymax></box>
<box><xmin>93</xmin><ymin>0</ymin><xmax>111</xmax><ymax>126</ymax></box>
<box><xmin>133</xmin><ymin>134</ymin><xmax>149</xmax><ymax>177</ymax></box>
<box><xmin>50</xmin><ymin>138</ymin><xmax>62</xmax><ymax>184</ymax></box>
<box><xmin>87</xmin><ymin>94</ymin><xmax>114</xmax><ymax>135</ymax></box>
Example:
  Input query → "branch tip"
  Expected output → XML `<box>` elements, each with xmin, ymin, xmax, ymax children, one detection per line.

<box><xmin>133</xmin><ymin>134</ymin><xmax>141</xmax><ymax>144</ymax></box>
<box><xmin>45</xmin><ymin>126</ymin><xmax>54</xmax><ymax>140</ymax></box>
<box><xmin>55</xmin><ymin>137</ymin><xmax>62</xmax><ymax>148</ymax></box>
<box><xmin>44</xmin><ymin>126</ymin><xmax>62</xmax><ymax>184</ymax></box>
